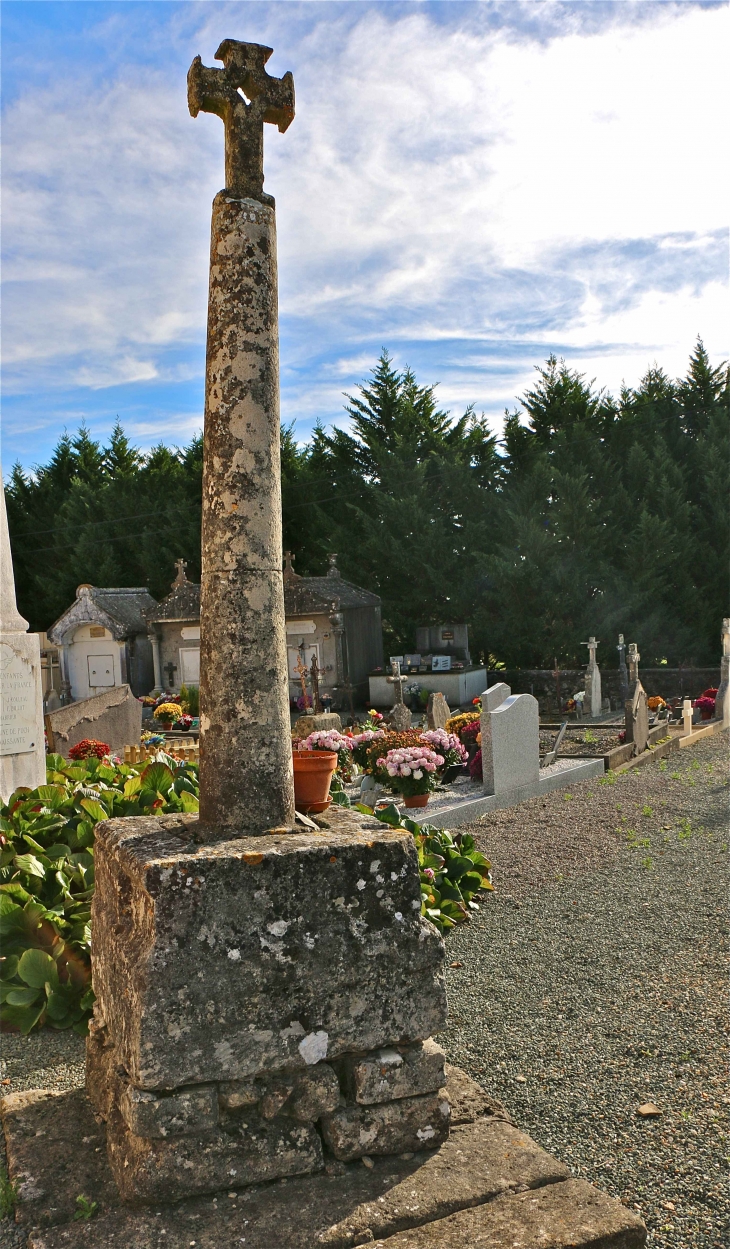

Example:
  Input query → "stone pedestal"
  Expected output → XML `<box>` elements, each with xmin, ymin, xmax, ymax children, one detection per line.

<box><xmin>86</xmin><ymin>805</ymin><xmax>448</xmax><ymax>1201</ymax></box>
<box><xmin>0</xmin><ymin>476</ymin><xmax>45</xmax><ymax>801</ymax></box>
<box><xmin>291</xmin><ymin>711</ymin><xmax>342</xmax><ymax>739</ymax></box>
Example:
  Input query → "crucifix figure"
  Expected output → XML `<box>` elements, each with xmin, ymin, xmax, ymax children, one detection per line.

<box><xmin>294</xmin><ymin>649</ymin><xmax>311</xmax><ymax>711</ymax></box>
<box><xmin>173</xmin><ymin>558</ymin><xmax>188</xmax><ymax>586</ymax></box>
<box><xmin>386</xmin><ymin>660</ymin><xmax>411</xmax><ymax>731</ymax></box>
<box><xmin>188</xmin><ymin>39</ymin><xmax>294</xmax><ymax>200</ymax></box>
<box><xmin>309</xmin><ymin>652</ymin><xmax>323</xmax><ymax>714</ymax></box>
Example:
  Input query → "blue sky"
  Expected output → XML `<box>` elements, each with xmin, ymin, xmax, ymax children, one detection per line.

<box><xmin>2</xmin><ymin>0</ymin><xmax>727</xmax><ymax>472</ymax></box>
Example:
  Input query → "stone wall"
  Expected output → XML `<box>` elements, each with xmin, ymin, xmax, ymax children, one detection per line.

<box><xmin>490</xmin><ymin>667</ymin><xmax>721</xmax><ymax>713</ymax></box>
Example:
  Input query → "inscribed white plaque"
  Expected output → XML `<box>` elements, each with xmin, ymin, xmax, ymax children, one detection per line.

<box><xmin>0</xmin><ymin>643</ymin><xmax>39</xmax><ymax>756</ymax></box>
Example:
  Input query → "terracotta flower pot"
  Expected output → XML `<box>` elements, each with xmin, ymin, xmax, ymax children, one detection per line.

<box><xmin>292</xmin><ymin>750</ymin><xmax>338</xmax><ymax>813</ymax></box>
<box><xmin>403</xmin><ymin>793</ymin><xmax>429</xmax><ymax>809</ymax></box>
<box><xmin>700</xmin><ymin>709</ymin><xmax>713</xmax><ymax>721</ymax></box>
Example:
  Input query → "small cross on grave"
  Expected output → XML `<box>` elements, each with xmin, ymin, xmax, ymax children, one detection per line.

<box><xmin>581</xmin><ymin>636</ymin><xmax>602</xmax><ymax>719</ymax></box>
<box><xmin>386</xmin><ymin>661</ymin><xmax>411</xmax><ymax>732</ymax></box>
<box><xmin>173</xmin><ymin>558</ymin><xmax>188</xmax><ymax>586</ymax></box>
<box><xmin>188</xmin><ymin>39</ymin><xmax>294</xmax><ymax>200</ymax></box>
<box><xmin>617</xmin><ymin>633</ymin><xmax>629</xmax><ymax>703</ymax></box>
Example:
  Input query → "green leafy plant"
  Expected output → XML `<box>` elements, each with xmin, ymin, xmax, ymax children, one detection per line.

<box><xmin>598</xmin><ymin>772</ymin><xmax>616</xmax><ymax>786</ymax></box>
<box><xmin>642</xmin><ymin>805</ymin><xmax>653</xmax><ymax>817</ymax></box>
<box><xmin>179</xmin><ymin>683</ymin><xmax>199</xmax><ymax>716</ymax></box>
<box><xmin>583</xmin><ymin>730</ymin><xmax>598</xmax><ymax>745</ymax></box>
<box><xmin>73</xmin><ymin>1195</ymin><xmax>99</xmax><ymax>1221</ymax></box>
<box><xmin>0</xmin><ymin>753</ymin><xmax>199</xmax><ymax>1035</ymax></box>
<box><xmin>0</xmin><ymin>1166</ymin><xmax>18</xmax><ymax>1219</ymax></box>
<box><xmin>357</xmin><ymin>802</ymin><xmax>493</xmax><ymax>934</ymax></box>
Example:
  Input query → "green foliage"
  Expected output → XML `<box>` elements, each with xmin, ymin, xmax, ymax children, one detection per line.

<box><xmin>179</xmin><ymin>683</ymin><xmax>199</xmax><ymax>716</ymax></box>
<box><xmin>0</xmin><ymin>1166</ymin><xmax>18</xmax><ymax>1219</ymax></box>
<box><xmin>73</xmin><ymin>1195</ymin><xmax>99</xmax><ymax>1221</ymax></box>
<box><xmin>0</xmin><ymin>753</ymin><xmax>199</xmax><ymax>1035</ymax></box>
<box><xmin>359</xmin><ymin>803</ymin><xmax>493</xmax><ymax>933</ymax></box>
<box><xmin>7</xmin><ymin>340</ymin><xmax>727</xmax><ymax>663</ymax></box>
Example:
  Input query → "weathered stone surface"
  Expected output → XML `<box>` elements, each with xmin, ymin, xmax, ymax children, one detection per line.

<box><xmin>286</xmin><ymin>1063</ymin><xmax>341</xmax><ymax>1121</ymax></box>
<box><xmin>388</xmin><ymin>702</ymin><xmax>411</xmax><ymax>732</ymax></box>
<box><xmin>45</xmin><ymin>684</ymin><xmax>142</xmax><ymax>760</ymax></box>
<box><xmin>106</xmin><ymin>1101</ymin><xmax>322</xmax><ymax>1202</ymax></box>
<box><xmin>196</xmin><ymin>191</ymin><xmax>294</xmax><ymax>835</ymax></box>
<box><xmin>442</xmin><ymin>1063</ymin><xmax>513</xmax><ymax>1125</ymax></box>
<box><xmin>17</xmin><ymin>1089</ymin><xmax>579</xmax><ymax>1247</ymax></box>
<box><xmin>342</xmin><ymin>1040</ymin><xmax>445</xmax><ymax>1105</ymax></box>
<box><xmin>0</xmin><ymin>1089</ymin><xmax>118</xmax><ymax>1228</ymax></box>
<box><xmin>370</xmin><ymin>1178</ymin><xmax>647</xmax><ymax>1247</ymax></box>
<box><xmin>85</xmin><ymin>1023</ymin><xmax>118</xmax><ymax>1121</ymax></box>
<box><xmin>321</xmin><ymin>1090</ymin><xmax>450</xmax><ymax>1161</ymax></box>
<box><xmin>90</xmin><ymin>815</ymin><xmax>446</xmax><ymax>1091</ymax></box>
<box><xmin>119</xmin><ymin>1081</ymin><xmax>218</xmax><ymax>1139</ymax></box>
<box><xmin>426</xmin><ymin>692</ymin><xmax>450</xmax><ymax>731</ymax></box>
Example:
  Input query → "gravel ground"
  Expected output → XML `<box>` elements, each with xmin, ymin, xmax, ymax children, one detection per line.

<box><xmin>441</xmin><ymin>731</ymin><xmax>729</xmax><ymax>1249</ymax></box>
<box><xmin>1</xmin><ymin>733</ymin><xmax>726</xmax><ymax>1247</ymax></box>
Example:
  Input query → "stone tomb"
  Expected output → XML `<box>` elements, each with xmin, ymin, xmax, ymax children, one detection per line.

<box><xmin>423</xmin><ymin>683</ymin><xmax>603</xmax><ymax>828</ymax></box>
<box><xmin>86</xmin><ymin>808</ymin><xmax>448</xmax><ymax>1202</ymax></box>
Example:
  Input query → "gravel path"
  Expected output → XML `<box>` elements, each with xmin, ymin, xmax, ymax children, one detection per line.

<box><xmin>1</xmin><ymin>733</ymin><xmax>726</xmax><ymax>1248</ymax></box>
<box><xmin>441</xmin><ymin>731</ymin><xmax>729</xmax><ymax>1249</ymax></box>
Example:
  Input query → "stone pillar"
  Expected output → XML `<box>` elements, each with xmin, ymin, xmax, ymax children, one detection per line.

<box><xmin>197</xmin><ymin>191</ymin><xmax>294</xmax><ymax>834</ymax></box>
<box><xmin>0</xmin><ymin>477</ymin><xmax>45</xmax><ymax>800</ymax></box>
<box><xmin>716</xmin><ymin>618</ymin><xmax>730</xmax><ymax>729</ymax></box>
<box><xmin>148</xmin><ymin>632</ymin><xmax>162</xmax><ymax>692</ymax></box>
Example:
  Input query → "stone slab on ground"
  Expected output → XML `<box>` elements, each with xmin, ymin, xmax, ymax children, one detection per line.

<box><xmin>426</xmin><ymin>757</ymin><xmax>604</xmax><ymax>828</ymax></box>
<box><xmin>1</xmin><ymin>1068</ymin><xmax>643</xmax><ymax>1249</ymax></box>
<box><xmin>370</xmin><ymin>1178</ymin><xmax>646</xmax><ymax>1248</ymax></box>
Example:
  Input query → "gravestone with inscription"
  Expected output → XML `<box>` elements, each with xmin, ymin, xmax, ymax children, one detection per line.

<box><xmin>0</xmin><ymin>477</ymin><xmax>45</xmax><ymax>800</ymax></box>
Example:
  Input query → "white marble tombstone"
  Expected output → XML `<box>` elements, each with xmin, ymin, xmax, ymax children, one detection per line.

<box><xmin>0</xmin><ymin>477</ymin><xmax>45</xmax><ymax>801</ymax></box>
<box><xmin>479</xmin><ymin>683</ymin><xmax>511</xmax><ymax>794</ymax></box>
<box><xmin>480</xmin><ymin>684</ymin><xmax>540</xmax><ymax>796</ymax></box>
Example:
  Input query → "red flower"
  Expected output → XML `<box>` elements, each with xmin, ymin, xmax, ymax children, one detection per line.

<box><xmin>69</xmin><ymin>739</ymin><xmax>110</xmax><ymax>760</ymax></box>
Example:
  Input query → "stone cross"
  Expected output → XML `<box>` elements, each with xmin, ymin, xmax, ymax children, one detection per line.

<box><xmin>283</xmin><ymin>550</ymin><xmax>299</xmax><ymax>580</ymax></box>
<box><xmin>617</xmin><ymin>633</ymin><xmax>629</xmax><ymax>704</ymax></box>
<box><xmin>581</xmin><ymin>636</ymin><xmax>602</xmax><ymax>719</ymax></box>
<box><xmin>188</xmin><ymin>40</ymin><xmax>294</xmax><ymax>200</ymax></box>
<box><xmin>173</xmin><ymin>558</ymin><xmax>188</xmax><ymax>586</ymax></box>
<box><xmin>386</xmin><ymin>661</ymin><xmax>411</xmax><ymax>732</ymax></box>
<box><xmin>190</xmin><ymin>39</ymin><xmax>296</xmax><ymax>832</ymax></box>
<box><xmin>628</xmin><ymin>643</ymin><xmax>640</xmax><ymax>690</ymax></box>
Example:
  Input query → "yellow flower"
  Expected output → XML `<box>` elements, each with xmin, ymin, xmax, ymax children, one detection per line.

<box><xmin>154</xmin><ymin>702</ymin><xmax>182</xmax><ymax>721</ymax></box>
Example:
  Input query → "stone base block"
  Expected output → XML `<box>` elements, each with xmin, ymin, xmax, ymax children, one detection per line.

<box><xmin>105</xmin><ymin>1103</ymin><xmax>323</xmax><ymax>1203</ymax></box>
<box><xmin>340</xmin><ymin>1039</ymin><xmax>445</xmax><ymax>1105</ymax></box>
<box><xmin>291</xmin><ymin>712</ymin><xmax>342</xmax><ymax>738</ymax></box>
<box><xmin>321</xmin><ymin>1089</ymin><xmax>450</xmax><ymax>1161</ymax></box>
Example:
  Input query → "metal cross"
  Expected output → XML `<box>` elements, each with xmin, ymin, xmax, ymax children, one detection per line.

<box><xmin>188</xmin><ymin>39</ymin><xmax>295</xmax><ymax>200</ymax></box>
<box><xmin>294</xmin><ymin>649</ymin><xmax>310</xmax><ymax>708</ymax></box>
<box><xmin>309</xmin><ymin>652</ymin><xmax>322</xmax><ymax>714</ymax></box>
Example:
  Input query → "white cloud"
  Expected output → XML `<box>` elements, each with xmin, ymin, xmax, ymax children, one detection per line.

<box><xmin>1</xmin><ymin>0</ymin><xmax>727</xmax><ymax>468</ymax></box>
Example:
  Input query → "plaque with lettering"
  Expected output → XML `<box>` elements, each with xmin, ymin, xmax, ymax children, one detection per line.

<box><xmin>0</xmin><ymin>643</ymin><xmax>39</xmax><ymax>756</ymax></box>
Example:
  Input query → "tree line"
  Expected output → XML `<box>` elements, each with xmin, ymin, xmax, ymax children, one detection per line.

<box><xmin>7</xmin><ymin>339</ymin><xmax>728</xmax><ymax>668</ymax></box>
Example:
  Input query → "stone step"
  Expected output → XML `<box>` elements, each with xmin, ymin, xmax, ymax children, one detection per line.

<box><xmin>371</xmin><ymin>1178</ymin><xmax>646</xmax><ymax>1248</ymax></box>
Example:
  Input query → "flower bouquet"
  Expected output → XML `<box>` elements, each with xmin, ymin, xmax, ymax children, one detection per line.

<box><xmin>376</xmin><ymin>744</ymin><xmax>445</xmax><ymax>808</ymax></box>
<box><xmin>153</xmin><ymin>702</ymin><xmax>183</xmax><ymax>728</ymax></box>
<box><xmin>695</xmin><ymin>692</ymin><xmax>717</xmax><ymax>721</ymax></box>
<box><xmin>68</xmin><ymin>738</ymin><xmax>110</xmax><ymax>761</ymax></box>
<box><xmin>420</xmin><ymin>729</ymin><xmax>468</xmax><ymax>780</ymax></box>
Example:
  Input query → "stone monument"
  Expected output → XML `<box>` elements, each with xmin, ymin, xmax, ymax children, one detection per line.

<box><xmin>84</xmin><ymin>38</ymin><xmax>448</xmax><ymax>1207</ymax></box>
<box><xmin>189</xmin><ymin>38</ymin><xmax>296</xmax><ymax>834</ymax></box>
<box><xmin>624</xmin><ymin>642</ymin><xmax>648</xmax><ymax>754</ymax></box>
<box><xmin>426</xmin><ymin>690</ymin><xmax>450</xmax><ymax>730</ymax></box>
<box><xmin>0</xmin><ymin>476</ymin><xmax>45</xmax><ymax>801</ymax></box>
<box><xmin>386</xmin><ymin>659</ymin><xmax>412</xmax><ymax>731</ymax></box>
<box><xmin>581</xmin><ymin>635</ymin><xmax>602</xmax><ymax>718</ymax></box>
<box><xmin>716</xmin><ymin>618</ymin><xmax>730</xmax><ymax>729</ymax></box>
<box><xmin>617</xmin><ymin>633</ymin><xmax>629</xmax><ymax>705</ymax></box>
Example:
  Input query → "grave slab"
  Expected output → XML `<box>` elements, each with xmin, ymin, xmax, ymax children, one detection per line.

<box><xmin>424</xmin><ymin>757</ymin><xmax>604</xmax><ymax>829</ymax></box>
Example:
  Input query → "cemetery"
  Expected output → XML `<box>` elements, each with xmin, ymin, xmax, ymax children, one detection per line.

<box><xmin>0</xmin><ymin>25</ymin><xmax>727</xmax><ymax>1249</ymax></box>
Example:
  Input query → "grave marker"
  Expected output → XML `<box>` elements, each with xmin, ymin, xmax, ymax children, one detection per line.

<box><xmin>617</xmin><ymin>634</ymin><xmax>629</xmax><ymax>705</ymax></box>
<box><xmin>581</xmin><ymin>635</ymin><xmax>602</xmax><ymax>718</ymax></box>
<box><xmin>0</xmin><ymin>477</ymin><xmax>45</xmax><ymax>800</ymax></box>
<box><xmin>386</xmin><ymin>659</ymin><xmax>412</xmax><ymax>731</ymax></box>
<box><xmin>426</xmin><ymin>690</ymin><xmax>450</xmax><ymax>730</ymax></box>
